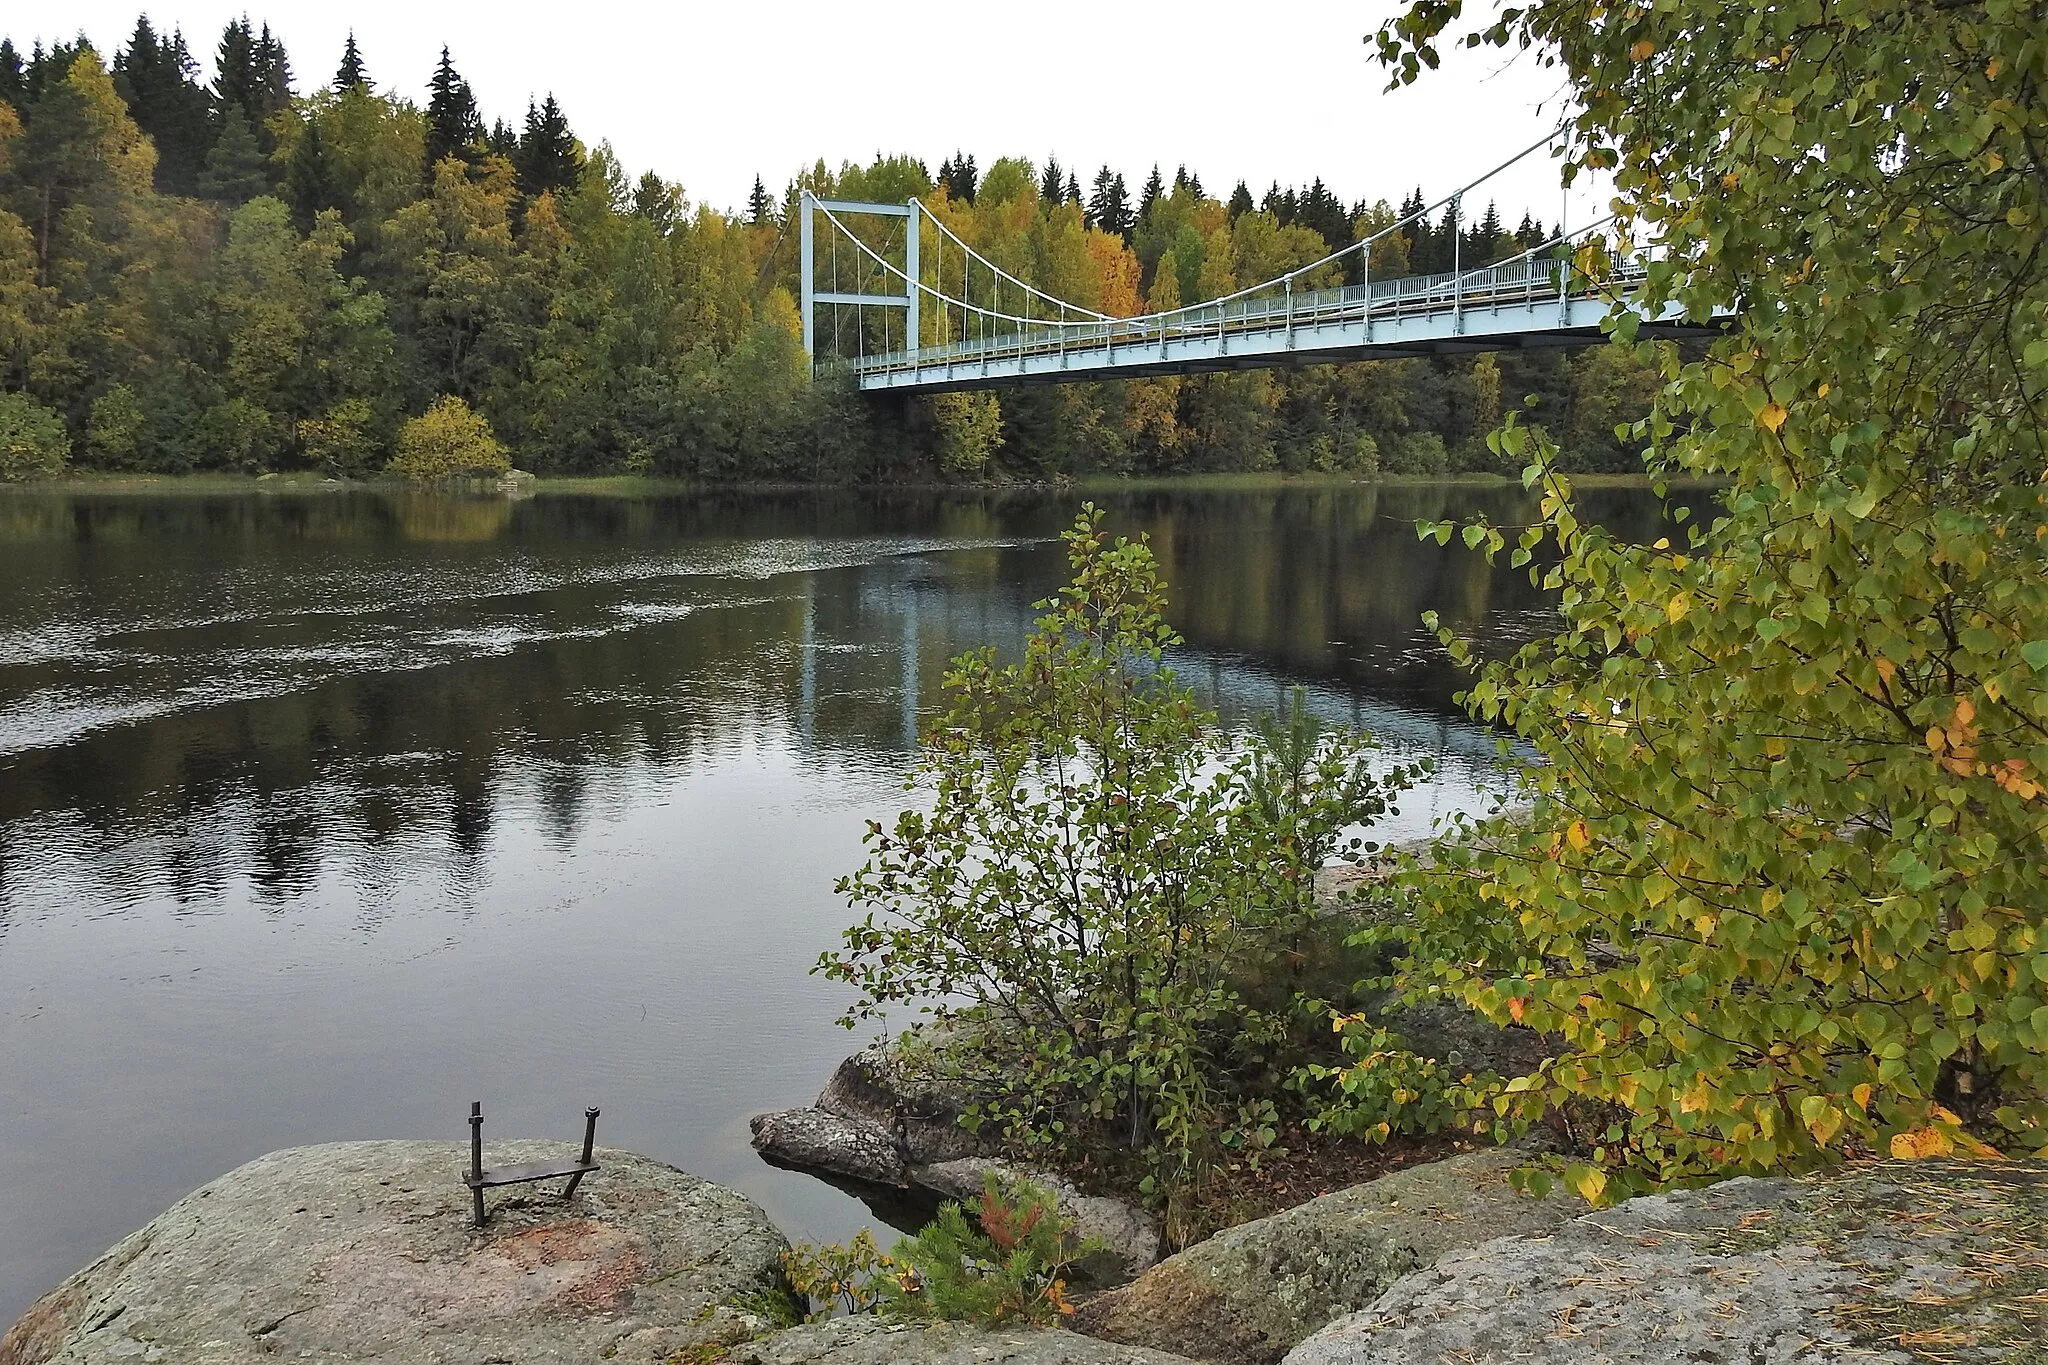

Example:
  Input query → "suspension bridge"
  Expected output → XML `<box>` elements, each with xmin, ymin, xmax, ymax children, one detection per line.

<box><xmin>799</xmin><ymin>130</ymin><xmax>1728</xmax><ymax>394</ymax></box>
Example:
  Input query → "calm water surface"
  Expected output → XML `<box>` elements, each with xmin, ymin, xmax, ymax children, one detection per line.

<box><xmin>0</xmin><ymin>481</ymin><xmax>1670</xmax><ymax>1320</ymax></box>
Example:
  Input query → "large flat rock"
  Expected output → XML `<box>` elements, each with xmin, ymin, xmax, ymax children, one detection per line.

<box><xmin>1284</xmin><ymin>1159</ymin><xmax>2048</xmax><ymax>1364</ymax></box>
<box><xmin>1075</xmin><ymin>1147</ymin><xmax>1576</xmax><ymax>1364</ymax></box>
<box><xmin>730</xmin><ymin>1314</ymin><xmax>1201</xmax><ymax>1364</ymax></box>
<box><xmin>1</xmin><ymin>1140</ymin><xmax>788</xmax><ymax>1365</ymax></box>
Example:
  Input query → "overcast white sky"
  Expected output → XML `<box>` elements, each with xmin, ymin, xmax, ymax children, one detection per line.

<box><xmin>29</xmin><ymin>1</ymin><xmax>1601</xmax><ymax>227</ymax></box>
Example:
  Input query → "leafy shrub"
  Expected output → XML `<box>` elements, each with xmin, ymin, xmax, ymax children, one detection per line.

<box><xmin>822</xmin><ymin>507</ymin><xmax>1421</xmax><ymax>1204</ymax></box>
<box><xmin>0</xmin><ymin>393</ymin><xmax>69</xmax><ymax>481</ymax></box>
<box><xmin>1378</xmin><ymin>0</ymin><xmax>2048</xmax><ymax>1201</ymax></box>
<box><xmin>929</xmin><ymin>391</ymin><xmax>1004</xmax><ymax>477</ymax></box>
<box><xmin>386</xmin><ymin>396</ymin><xmax>508</xmax><ymax>480</ymax></box>
<box><xmin>87</xmin><ymin>385</ymin><xmax>146</xmax><ymax>466</ymax></box>
<box><xmin>298</xmin><ymin>398</ymin><xmax>383</xmax><ymax>475</ymax></box>
<box><xmin>782</xmin><ymin>1175</ymin><xmax>1089</xmax><ymax>1326</ymax></box>
<box><xmin>782</xmin><ymin>1229</ymin><xmax>896</xmax><ymax>1319</ymax></box>
<box><xmin>1383</xmin><ymin>430</ymin><xmax>1447</xmax><ymax>475</ymax></box>
<box><xmin>1297</xmin><ymin>1019</ymin><xmax>1492</xmax><ymax>1144</ymax></box>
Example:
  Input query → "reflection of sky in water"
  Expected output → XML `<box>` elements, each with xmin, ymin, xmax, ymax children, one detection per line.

<box><xmin>0</xmin><ymin>484</ymin><xmax>1673</xmax><ymax>1323</ymax></box>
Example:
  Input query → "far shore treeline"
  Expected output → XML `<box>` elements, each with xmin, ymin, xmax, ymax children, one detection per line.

<box><xmin>0</xmin><ymin>21</ymin><xmax>1659</xmax><ymax>483</ymax></box>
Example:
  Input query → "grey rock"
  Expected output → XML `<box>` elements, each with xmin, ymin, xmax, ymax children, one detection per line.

<box><xmin>751</xmin><ymin>1106</ymin><xmax>909</xmax><ymax>1186</ymax></box>
<box><xmin>1076</xmin><ymin>1147</ymin><xmax>1577</xmax><ymax>1364</ymax></box>
<box><xmin>731</xmin><ymin>1314</ymin><xmax>1201</xmax><ymax>1365</ymax></box>
<box><xmin>752</xmin><ymin>1032</ymin><xmax>988</xmax><ymax>1188</ymax></box>
<box><xmin>1283</xmin><ymin>1159</ymin><xmax>2047</xmax><ymax>1365</ymax></box>
<box><xmin>914</xmin><ymin>1158</ymin><xmax>1163</xmax><ymax>1282</ymax></box>
<box><xmin>1</xmin><ymin>1140</ymin><xmax>787</xmax><ymax>1365</ymax></box>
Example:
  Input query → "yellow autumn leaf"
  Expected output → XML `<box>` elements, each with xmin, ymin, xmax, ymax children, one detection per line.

<box><xmin>1953</xmin><ymin>696</ymin><xmax>1976</xmax><ymax>727</ymax></box>
<box><xmin>1817</xmin><ymin>382</ymin><xmax>1831</xmax><ymax>398</ymax></box>
<box><xmin>1569</xmin><ymin>1165</ymin><xmax>1609</xmax><ymax>1202</ymax></box>
<box><xmin>1630</xmin><ymin>40</ymin><xmax>1655</xmax><ymax>61</ymax></box>
<box><xmin>1667</xmin><ymin>592</ymin><xmax>1691</xmax><ymax>623</ymax></box>
<box><xmin>1851</xmin><ymin>1083</ymin><xmax>1873</xmax><ymax>1111</ymax></box>
<box><xmin>1566</xmin><ymin>819</ymin><xmax>1591</xmax><ymax>851</ymax></box>
<box><xmin>1889</xmin><ymin>1126</ymin><xmax>1954</xmax><ymax>1160</ymax></box>
<box><xmin>1927</xmin><ymin>727</ymin><xmax>1947</xmax><ymax>754</ymax></box>
<box><xmin>1758</xmin><ymin>402</ymin><xmax>1788</xmax><ymax>433</ymax></box>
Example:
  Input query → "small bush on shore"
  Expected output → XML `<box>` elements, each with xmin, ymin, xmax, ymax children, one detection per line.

<box><xmin>0</xmin><ymin>393</ymin><xmax>70</xmax><ymax>481</ymax></box>
<box><xmin>822</xmin><ymin>506</ymin><xmax>1423</xmax><ymax>1209</ymax></box>
<box><xmin>782</xmin><ymin>1175</ymin><xmax>1089</xmax><ymax>1326</ymax></box>
<box><xmin>386</xmin><ymin>396</ymin><xmax>507</xmax><ymax>480</ymax></box>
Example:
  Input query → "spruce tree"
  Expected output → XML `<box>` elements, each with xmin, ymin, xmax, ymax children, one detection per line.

<box><xmin>213</xmin><ymin>19</ymin><xmax>259</xmax><ymax>126</ymax></box>
<box><xmin>1227</xmin><ymin>180</ymin><xmax>1253</xmax><ymax>221</ymax></box>
<box><xmin>746</xmin><ymin>174</ymin><xmax>774</xmax><ymax>227</ymax></box>
<box><xmin>515</xmin><ymin>94</ymin><xmax>579</xmax><ymax>198</ymax></box>
<box><xmin>1138</xmin><ymin>164</ymin><xmax>1163</xmax><ymax>225</ymax></box>
<box><xmin>424</xmin><ymin>47</ymin><xmax>481</xmax><ymax>169</ymax></box>
<box><xmin>1038</xmin><ymin>156</ymin><xmax>1063</xmax><ymax>204</ymax></box>
<box><xmin>199</xmin><ymin>111</ymin><xmax>269</xmax><ymax>203</ymax></box>
<box><xmin>938</xmin><ymin>151</ymin><xmax>976</xmax><ymax>203</ymax></box>
<box><xmin>1086</xmin><ymin>167</ymin><xmax>1131</xmax><ymax>239</ymax></box>
<box><xmin>116</xmin><ymin>19</ymin><xmax>214</xmax><ymax>195</ymax></box>
<box><xmin>285</xmin><ymin>117</ymin><xmax>341</xmax><ymax>227</ymax></box>
<box><xmin>1064</xmin><ymin>172</ymin><xmax>1079</xmax><ymax>205</ymax></box>
<box><xmin>0</xmin><ymin>40</ymin><xmax>23</xmax><ymax>110</ymax></box>
<box><xmin>486</xmin><ymin>117</ymin><xmax>518</xmax><ymax>161</ymax></box>
<box><xmin>253</xmin><ymin>24</ymin><xmax>292</xmax><ymax>118</ymax></box>
<box><xmin>335</xmin><ymin>33</ymin><xmax>367</xmax><ymax>90</ymax></box>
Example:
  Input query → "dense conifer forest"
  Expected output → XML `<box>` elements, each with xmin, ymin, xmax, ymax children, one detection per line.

<box><xmin>0</xmin><ymin>21</ymin><xmax>1659</xmax><ymax>482</ymax></box>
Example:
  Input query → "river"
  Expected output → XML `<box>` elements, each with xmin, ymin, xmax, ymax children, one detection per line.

<box><xmin>0</xmin><ymin>479</ymin><xmax>1672</xmax><ymax>1321</ymax></box>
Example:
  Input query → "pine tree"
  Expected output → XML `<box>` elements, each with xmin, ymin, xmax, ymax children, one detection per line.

<box><xmin>116</xmin><ymin>19</ymin><xmax>214</xmax><ymax>195</ymax></box>
<box><xmin>1227</xmin><ymin>180</ymin><xmax>1253</xmax><ymax>220</ymax></box>
<box><xmin>335</xmin><ymin>33</ymin><xmax>367</xmax><ymax>90</ymax></box>
<box><xmin>632</xmin><ymin>171</ymin><xmax>680</xmax><ymax>232</ymax></box>
<box><xmin>424</xmin><ymin>47</ymin><xmax>481</xmax><ymax>169</ymax></box>
<box><xmin>746</xmin><ymin>174</ymin><xmax>774</xmax><ymax>227</ymax></box>
<box><xmin>515</xmin><ymin>94</ymin><xmax>579</xmax><ymax>198</ymax></box>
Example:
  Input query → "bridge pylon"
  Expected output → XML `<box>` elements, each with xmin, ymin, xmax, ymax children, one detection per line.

<box><xmin>799</xmin><ymin>192</ymin><xmax>920</xmax><ymax>368</ymax></box>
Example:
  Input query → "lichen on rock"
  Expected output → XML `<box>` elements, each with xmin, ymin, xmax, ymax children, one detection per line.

<box><xmin>0</xmin><ymin>1140</ymin><xmax>789</xmax><ymax>1365</ymax></box>
<box><xmin>1282</xmin><ymin>1159</ymin><xmax>2048</xmax><ymax>1365</ymax></box>
<box><xmin>1074</xmin><ymin>1146</ymin><xmax>1577</xmax><ymax>1363</ymax></box>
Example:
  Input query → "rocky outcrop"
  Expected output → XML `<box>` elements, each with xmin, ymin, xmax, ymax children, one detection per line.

<box><xmin>729</xmin><ymin>1314</ymin><xmax>1202</xmax><ymax>1364</ymax></box>
<box><xmin>1283</xmin><ymin>1159</ymin><xmax>2048</xmax><ymax>1365</ymax></box>
<box><xmin>752</xmin><ymin>1033</ymin><xmax>1163</xmax><ymax>1283</ymax></box>
<box><xmin>1075</xmin><ymin>1147</ymin><xmax>1577</xmax><ymax>1364</ymax></box>
<box><xmin>752</xmin><ymin>1033</ymin><xmax>987</xmax><ymax>1187</ymax></box>
<box><xmin>0</xmin><ymin>1140</ymin><xmax>788</xmax><ymax>1365</ymax></box>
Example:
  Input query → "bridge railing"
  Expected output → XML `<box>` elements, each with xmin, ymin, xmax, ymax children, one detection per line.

<box><xmin>845</xmin><ymin>223</ymin><xmax>1653</xmax><ymax>382</ymax></box>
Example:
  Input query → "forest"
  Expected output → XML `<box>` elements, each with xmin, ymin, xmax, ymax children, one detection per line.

<box><xmin>0</xmin><ymin>20</ymin><xmax>1660</xmax><ymax>483</ymax></box>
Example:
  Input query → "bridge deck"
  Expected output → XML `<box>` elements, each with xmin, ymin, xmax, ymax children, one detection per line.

<box><xmin>846</xmin><ymin>261</ymin><xmax>1722</xmax><ymax>394</ymax></box>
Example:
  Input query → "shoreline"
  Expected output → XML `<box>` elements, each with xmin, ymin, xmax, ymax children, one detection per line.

<box><xmin>0</xmin><ymin>469</ymin><xmax>1705</xmax><ymax>497</ymax></box>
